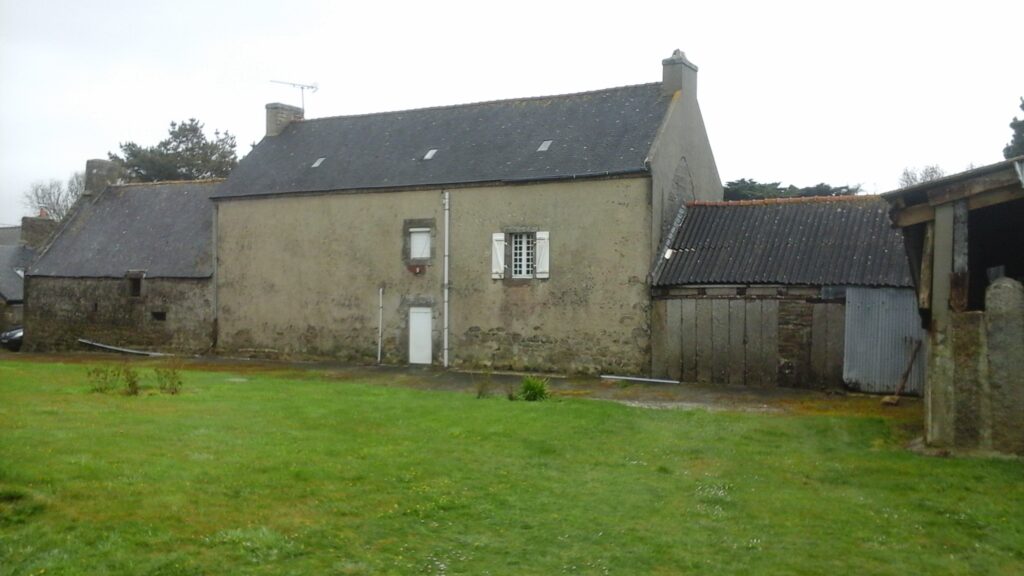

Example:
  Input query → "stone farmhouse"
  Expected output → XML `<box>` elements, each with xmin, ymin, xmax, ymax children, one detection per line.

<box><xmin>0</xmin><ymin>217</ymin><xmax>56</xmax><ymax>332</ymax></box>
<box><xmin>25</xmin><ymin>175</ymin><xmax>221</xmax><ymax>353</ymax></box>
<box><xmin>212</xmin><ymin>50</ymin><xmax>722</xmax><ymax>373</ymax></box>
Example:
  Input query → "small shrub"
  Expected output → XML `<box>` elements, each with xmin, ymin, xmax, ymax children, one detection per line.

<box><xmin>86</xmin><ymin>365</ymin><xmax>118</xmax><ymax>393</ymax></box>
<box><xmin>518</xmin><ymin>376</ymin><xmax>550</xmax><ymax>402</ymax></box>
<box><xmin>154</xmin><ymin>360</ymin><xmax>183</xmax><ymax>395</ymax></box>
<box><xmin>475</xmin><ymin>377</ymin><xmax>491</xmax><ymax>399</ymax></box>
<box><xmin>119</xmin><ymin>363</ymin><xmax>140</xmax><ymax>396</ymax></box>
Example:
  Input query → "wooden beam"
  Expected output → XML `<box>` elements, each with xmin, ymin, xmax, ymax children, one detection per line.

<box><xmin>967</xmin><ymin>185</ymin><xmax>1024</xmax><ymax>211</ymax></box>
<box><xmin>950</xmin><ymin>200</ymin><xmax>969</xmax><ymax>312</ymax></box>
<box><xmin>919</xmin><ymin>222</ymin><xmax>934</xmax><ymax>309</ymax></box>
<box><xmin>894</xmin><ymin>203</ymin><xmax>935</xmax><ymax>227</ymax></box>
<box><xmin>926</xmin><ymin>170</ymin><xmax>1021</xmax><ymax>206</ymax></box>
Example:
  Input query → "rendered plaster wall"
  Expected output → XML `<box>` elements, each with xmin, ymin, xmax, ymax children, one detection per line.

<box><xmin>24</xmin><ymin>276</ymin><xmax>215</xmax><ymax>353</ymax></box>
<box><xmin>215</xmin><ymin>177</ymin><xmax>653</xmax><ymax>374</ymax></box>
<box><xmin>647</xmin><ymin>89</ymin><xmax>723</xmax><ymax>255</ymax></box>
<box><xmin>927</xmin><ymin>278</ymin><xmax>1024</xmax><ymax>454</ymax></box>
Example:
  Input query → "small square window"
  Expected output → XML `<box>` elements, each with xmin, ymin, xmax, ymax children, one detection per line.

<box><xmin>410</xmin><ymin>228</ymin><xmax>431</xmax><ymax>260</ymax></box>
<box><xmin>151</xmin><ymin>311</ymin><xmax>167</xmax><ymax>322</ymax></box>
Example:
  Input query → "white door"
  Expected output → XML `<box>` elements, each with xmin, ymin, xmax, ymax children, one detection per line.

<box><xmin>408</xmin><ymin>307</ymin><xmax>432</xmax><ymax>364</ymax></box>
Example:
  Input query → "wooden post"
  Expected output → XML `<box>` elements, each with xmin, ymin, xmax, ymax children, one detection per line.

<box><xmin>931</xmin><ymin>204</ymin><xmax>955</xmax><ymax>329</ymax></box>
<box><xmin>950</xmin><ymin>200</ymin><xmax>969</xmax><ymax>312</ymax></box>
<box><xmin>918</xmin><ymin>222</ymin><xmax>934</xmax><ymax>309</ymax></box>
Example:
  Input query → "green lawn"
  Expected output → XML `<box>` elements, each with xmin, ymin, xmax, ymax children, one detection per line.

<box><xmin>1</xmin><ymin>359</ymin><xmax>1022</xmax><ymax>575</ymax></box>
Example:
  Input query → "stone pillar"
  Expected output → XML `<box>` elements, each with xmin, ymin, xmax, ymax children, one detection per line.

<box><xmin>985</xmin><ymin>277</ymin><xmax>1024</xmax><ymax>455</ymax></box>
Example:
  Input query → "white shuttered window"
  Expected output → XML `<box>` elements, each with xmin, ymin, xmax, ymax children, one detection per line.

<box><xmin>491</xmin><ymin>233</ymin><xmax>506</xmax><ymax>278</ymax></box>
<box><xmin>493</xmin><ymin>231</ymin><xmax>550</xmax><ymax>279</ymax></box>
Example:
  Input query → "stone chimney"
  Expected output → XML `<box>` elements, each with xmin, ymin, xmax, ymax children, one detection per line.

<box><xmin>662</xmin><ymin>49</ymin><xmax>699</xmax><ymax>98</ymax></box>
<box><xmin>84</xmin><ymin>158</ymin><xmax>124</xmax><ymax>196</ymax></box>
<box><xmin>266</xmin><ymin>103</ymin><xmax>304</xmax><ymax>137</ymax></box>
<box><xmin>20</xmin><ymin>216</ymin><xmax>58</xmax><ymax>250</ymax></box>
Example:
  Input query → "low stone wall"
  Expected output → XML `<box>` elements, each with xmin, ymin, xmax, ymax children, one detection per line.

<box><xmin>24</xmin><ymin>276</ymin><xmax>215</xmax><ymax>353</ymax></box>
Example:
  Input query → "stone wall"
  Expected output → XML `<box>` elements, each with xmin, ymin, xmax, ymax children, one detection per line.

<box><xmin>927</xmin><ymin>277</ymin><xmax>1024</xmax><ymax>454</ymax></box>
<box><xmin>1</xmin><ymin>301</ymin><xmax>21</xmax><ymax>332</ymax></box>
<box><xmin>24</xmin><ymin>276</ymin><xmax>215</xmax><ymax>353</ymax></box>
<box><xmin>20</xmin><ymin>217</ymin><xmax>58</xmax><ymax>250</ymax></box>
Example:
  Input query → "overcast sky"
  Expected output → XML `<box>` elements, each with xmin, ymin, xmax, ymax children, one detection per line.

<box><xmin>1</xmin><ymin>0</ymin><xmax>1022</xmax><ymax>225</ymax></box>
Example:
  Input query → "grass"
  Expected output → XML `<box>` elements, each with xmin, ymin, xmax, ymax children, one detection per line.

<box><xmin>1</xmin><ymin>359</ymin><xmax>1022</xmax><ymax>575</ymax></box>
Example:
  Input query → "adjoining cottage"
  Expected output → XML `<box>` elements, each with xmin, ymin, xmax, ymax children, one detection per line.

<box><xmin>650</xmin><ymin>196</ymin><xmax>923</xmax><ymax>391</ymax></box>
<box><xmin>25</xmin><ymin>170</ymin><xmax>221</xmax><ymax>353</ymax></box>
<box><xmin>213</xmin><ymin>50</ymin><xmax>722</xmax><ymax>374</ymax></box>
<box><xmin>882</xmin><ymin>157</ymin><xmax>1024</xmax><ymax>454</ymax></box>
<box><xmin>0</xmin><ymin>217</ymin><xmax>57</xmax><ymax>332</ymax></box>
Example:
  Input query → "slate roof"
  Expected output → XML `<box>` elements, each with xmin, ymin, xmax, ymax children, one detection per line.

<box><xmin>0</xmin><ymin>226</ymin><xmax>20</xmax><ymax>245</ymax></box>
<box><xmin>215</xmin><ymin>83</ymin><xmax>671</xmax><ymax>199</ymax></box>
<box><xmin>30</xmin><ymin>180</ymin><xmax>221</xmax><ymax>278</ymax></box>
<box><xmin>653</xmin><ymin>196</ymin><xmax>913</xmax><ymax>288</ymax></box>
<box><xmin>0</xmin><ymin>244</ymin><xmax>33</xmax><ymax>302</ymax></box>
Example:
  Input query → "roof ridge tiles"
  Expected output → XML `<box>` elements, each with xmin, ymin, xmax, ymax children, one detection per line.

<box><xmin>110</xmin><ymin>178</ymin><xmax>226</xmax><ymax>189</ymax></box>
<box><xmin>296</xmin><ymin>82</ymin><xmax>664</xmax><ymax>124</ymax></box>
<box><xmin>688</xmin><ymin>195</ymin><xmax>880</xmax><ymax>207</ymax></box>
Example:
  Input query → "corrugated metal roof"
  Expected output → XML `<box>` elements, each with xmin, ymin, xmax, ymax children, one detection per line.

<box><xmin>214</xmin><ymin>83</ymin><xmax>670</xmax><ymax>200</ymax></box>
<box><xmin>29</xmin><ymin>180</ymin><xmax>221</xmax><ymax>279</ymax></box>
<box><xmin>653</xmin><ymin>196</ymin><xmax>913</xmax><ymax>287</ymax></box>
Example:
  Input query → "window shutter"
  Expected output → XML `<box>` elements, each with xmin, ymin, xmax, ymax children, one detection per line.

<box><xmin>535</xmin><ymin>231</ymin><xmax>550</xmax><ymax>278</ymax></box>
<box><xmin>491</xmin><ymin>233</ymin><xmax>505</xmax><ymax>279</ymax></box>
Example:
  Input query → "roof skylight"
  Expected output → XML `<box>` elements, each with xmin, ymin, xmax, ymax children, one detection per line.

<box><xmin>423</xmin><ymin>149</ymin><xmax>438</xmax><ymax>160</ymax></box>
<box><xmin>311</xmin><ymin>157</ymin><xmax>326</xmax><ymax>168</ymax></box>
<box><xmin>537</xmin><ymin>140</ymin><xmax>553</xmax><ymax>152</ymax></box>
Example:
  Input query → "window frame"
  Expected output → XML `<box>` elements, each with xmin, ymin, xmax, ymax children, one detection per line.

<box><xmin>402</xmin><ymin>218</ymin><xmax>436</xmax><ymax>266</ymax></box>
<box><xmin>510</xmin><ymin>232</ymin><xmax>536</xmax><ymax>279</ymax></box>
<box><xmin>493</xmin><ymin>228</ymin><xmax>549</xmax><ymax>282</ymax></box>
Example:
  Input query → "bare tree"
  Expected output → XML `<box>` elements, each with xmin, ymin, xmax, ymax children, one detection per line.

<box><xmin>22</xmin><ymin>171</ymin><xmax>84</xmax><ymax>221</ymax></box>
<box><xmin>898</xmin><ymin>165</ymin><xmax>946</xmax><ymax>188</ymax></box>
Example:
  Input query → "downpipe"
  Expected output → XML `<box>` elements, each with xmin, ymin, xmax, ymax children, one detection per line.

<box><xmin>443</xmin><ymin>190</ymin><xmax>451</xmax><ymax>368</ymax></box>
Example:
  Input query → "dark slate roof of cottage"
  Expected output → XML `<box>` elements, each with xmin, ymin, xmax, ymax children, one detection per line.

<box><xmin>0</xmin><ymin>244</ymin><xmax>33</xmax><ymax>302</ymax></box>
<box><xmin>29</xmin><ymin>180</ymin><xmax>221</xmax><ymax>279</ymax></box>
<box><xmin>214</xmin><ymin>83</ymin><xmax>671</xmax><ymax>199</ymax></box>
<box><xmin>652</xmin><ymin>196</ymin><xmax>913</xmax><ymax>288</ymax></box>
<box><xmin>0</xmin><ymin>226</ymin><xmax>20</xmax><ymax>245</ymax></box>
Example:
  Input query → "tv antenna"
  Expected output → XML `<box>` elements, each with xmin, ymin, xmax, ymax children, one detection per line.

<box><xmin>270</xmin><ymin>80</ymin><xmax>318</xmax><ymax>113</ymax></box>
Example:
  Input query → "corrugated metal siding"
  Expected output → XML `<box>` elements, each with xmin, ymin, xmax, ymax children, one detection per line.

<box><xmin>843</xmin><ymin>287</ymin><xmax>926</xmax><ymax>394</ymax></box>
<box><xmin>654</xmin><ymin>197</ymin><xmax>914</xmax><ymax>288</ymax></box>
